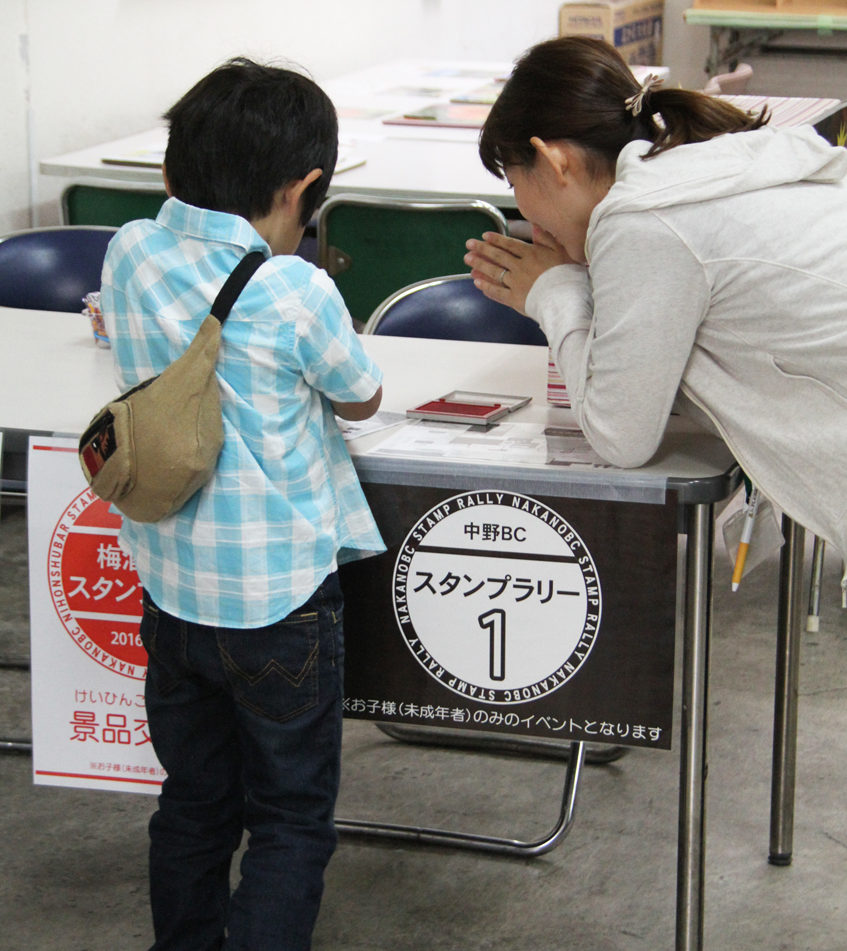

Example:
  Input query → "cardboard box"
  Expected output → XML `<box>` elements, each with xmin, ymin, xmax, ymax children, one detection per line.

<box><xmin>559</xmin><ymin>0</ymin><xmax>664</xmax><ymax>65</ymax></box>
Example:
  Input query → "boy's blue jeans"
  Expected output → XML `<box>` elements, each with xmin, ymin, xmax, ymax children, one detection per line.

<box><xmin>139</xmin><ymin>573</ymin><xmax>344</xmax><ymax>951</ymax></box>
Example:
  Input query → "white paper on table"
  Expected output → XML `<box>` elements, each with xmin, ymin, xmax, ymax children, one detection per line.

<box><xmin>366</xmin><ymin>419</ymin><xmax>611</xmax><ymax>469</ymax></box>
<box><xmin>337</xmin><ymin>410</ymin><xmax>406</xmax><ymax>441</ymax></box>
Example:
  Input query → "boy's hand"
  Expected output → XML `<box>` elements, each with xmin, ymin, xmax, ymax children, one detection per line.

<box><xmin>332</xmin><ymin>385</ymin><xmax>382</xmax><ymax>421</ymax></box>
<box><xmin>464</xmin><ymin>230</ymin><xmax>575</xmax><ymax>316</ymax></box>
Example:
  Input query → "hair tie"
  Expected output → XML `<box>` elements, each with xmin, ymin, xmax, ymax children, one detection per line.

<box><xmin>624</xmin><ymin>73</ymin><xmax>664</xmax><ymax>117</ymax></box>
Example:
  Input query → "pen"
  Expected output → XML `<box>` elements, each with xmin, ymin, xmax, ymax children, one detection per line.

<box><xmin>732</xmin><ymin>485</ymin><xmax>760</xmax><ymax>591</ymax></box>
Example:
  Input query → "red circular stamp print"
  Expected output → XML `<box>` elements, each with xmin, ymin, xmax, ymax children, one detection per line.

<box><xmin>47</xmin><ymin>488</ymin><xmax>146</xmax><ymax>680</ymax></box>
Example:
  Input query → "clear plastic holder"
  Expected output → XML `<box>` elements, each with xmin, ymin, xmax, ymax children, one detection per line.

<box><xmin>722</xmin><ymin>496</ymin><xmax>784</xmax><ymax>584</ymax></box>
<box><xmin>82</xmin><ymin>291</ymin><xmax>110</xmax><ymax>348</ymax></box>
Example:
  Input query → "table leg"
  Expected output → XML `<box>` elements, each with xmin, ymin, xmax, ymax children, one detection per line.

<box><xmin>0</xmin><ymin>737</ymin><xmax>31</xmax><ymax>753</ymax></box>
<box><xmin>0</xmin><ymin>658</ymin><xmax>31</xmax><ymax>754</ymax></box>
<box><xmin>335</xmin><ymin>740</ymin><xmax>585</xmax><ymax>856</ymax></box>
<box><xmin>806</xmin><ymin>536</ymin><xmax>825</xmax><ymax>633</ymax></box>
<box><xmin>769</xmin><ymin>516</ymin><xmax>804</xmax><ymax>865</ymax></box>
<box><xmin>676</xmin><ymin>503</ymin><xmax>713</xmax><ymax>951</ymax></box>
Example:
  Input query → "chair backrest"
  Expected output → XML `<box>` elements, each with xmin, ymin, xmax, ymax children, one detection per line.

<box><xmin>62</xmin><ymin>185</ymin><xmax>322</xmax><ymax>264</ymax></box>
<box><xmin>62</xmin><ymin>183</ymin><xmax>167</xmax><ymax>227</ymax></box>
<box><xmin>364</xmin><ymin>273</ymin><xmax>548</xmax><ymax>346</ymax></box>
<box><xmin>0</xmin><ymin>226</ymin><xmax>117</xmax><ymax>312</ymax></box>
<box><xmin>317</xmin><ymin>194</ymin><xmax>508</xmax><ymax>323</ymax></box>
<box><xmin>702</xmin><ymin>63</ymin><xmax>753</xmax><ymax>96</ymax></box>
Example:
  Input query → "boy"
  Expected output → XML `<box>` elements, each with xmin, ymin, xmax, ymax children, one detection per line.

<box><xmin>100</xmin><ymin>59</ymin><xmax>384</xmax><ymax>951</ymax></box>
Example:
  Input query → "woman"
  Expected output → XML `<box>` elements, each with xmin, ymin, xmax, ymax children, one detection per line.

<box><xmin>465</xmin><ymin>36</ymin><xmax>847</xmax><ymax>570</ymax></box>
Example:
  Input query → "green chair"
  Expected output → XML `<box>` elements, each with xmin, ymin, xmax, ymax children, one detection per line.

<box><xmin>62</xmin><ymin>183</ymin><xmax>167</xmax><ymax>227</ymax></box>
<box><xmin>316</xmin><ymin>194</ymin><xmax>507</xmax><ymax>324</ymax></box>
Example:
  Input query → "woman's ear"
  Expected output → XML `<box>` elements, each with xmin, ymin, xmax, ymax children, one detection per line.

<box><xmin>529</xmin><ymin>137</ymin><xmax>570</xmax><ymax>185</ymax></box>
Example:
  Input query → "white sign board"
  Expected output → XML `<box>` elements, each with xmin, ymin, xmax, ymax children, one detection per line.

<box><xmin>27</xmin><ymin>437</ymin><xmax>164</xmax><ymax>793</ymax></box>
<box><xmin>394</xmin><ymin>492</ymin><xmax>600</xmax><ymax>704</ymax></box>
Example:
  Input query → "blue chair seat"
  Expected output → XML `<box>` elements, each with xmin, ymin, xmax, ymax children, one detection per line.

<box><xmin>0</xmin><ymin>225</ymin><xmax>117</xmax><ymax>496</ymax></box>
<box><xmin>364</xmin><ymin>273</ymin><xmax>548</xmax><ymax>346</ymax></box>
<box><xmin>0</xmin><ymin>226</ymin><xmax>117</xmax><ymax>313</ymax></box>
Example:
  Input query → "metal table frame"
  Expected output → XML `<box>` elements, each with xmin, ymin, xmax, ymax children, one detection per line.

<box><xmin>333</xmin><ymin>441</ymin><xmax>744</xmax><ymax>951</ymax></box>
<box><xmin>337</xmin><ymin>740</ymin><xmax>587</xmax><ymax>857</ymax></box>
<box><xmin>769</xmin><ymin>516</ymin><xmax>805</xmax><ymax>866</ymax></box>
<box><xmin>335</xmin><ymin>483</ymin><xmax>810</xmax><ymax>951</ymax></box>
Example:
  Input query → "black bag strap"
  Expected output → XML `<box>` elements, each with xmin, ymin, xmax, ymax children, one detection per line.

<box><xmin>210</xmin><ymin>251</ymin><xmax>266</xmax><ymax>325</ymax></box>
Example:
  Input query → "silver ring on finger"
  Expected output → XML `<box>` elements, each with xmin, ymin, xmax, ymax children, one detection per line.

<box><xmin>498</xmin><ymin>267</ymin><xmax>509</xmax><ymax>287</ymax></box>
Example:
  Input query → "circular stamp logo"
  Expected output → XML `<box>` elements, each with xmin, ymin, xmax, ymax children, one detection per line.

<box><xmin>47</xmin><ymin>488</ymin><xmax>146</xmax><ymax>680</ymax></box>
<box><xmin>393</xmin><ymin>491</ymin><xmax>601</xmax><ymax>705</ymax></box>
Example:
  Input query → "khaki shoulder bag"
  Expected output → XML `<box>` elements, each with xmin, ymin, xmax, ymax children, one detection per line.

<box><xmin>78</xmin><ymin>250</ymin><xmax>265</xmax><ymax>522</ymax></box>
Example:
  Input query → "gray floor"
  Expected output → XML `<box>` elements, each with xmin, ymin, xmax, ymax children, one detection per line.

<box><xmin>2</xmin><ymin>498</ymin><xmax>846</xmax><ymax>951</ymax></box>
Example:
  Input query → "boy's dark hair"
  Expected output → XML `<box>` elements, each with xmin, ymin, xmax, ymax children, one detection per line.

<box><xmin>163</xmin><ymin>57</ymin><xmax>338</xmax><ymax>225</ymax></box>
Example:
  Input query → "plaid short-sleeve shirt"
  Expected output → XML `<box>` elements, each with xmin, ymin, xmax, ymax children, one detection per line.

<box><xmin>100</xmin><ymin>198</ymin><xmax>384</xmax><ymax>627</ymax></box>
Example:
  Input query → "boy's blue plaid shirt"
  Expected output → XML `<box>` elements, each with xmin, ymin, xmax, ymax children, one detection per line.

<box><xmin>101</xmin><ymin>198</ymin><xmax>384</xmax><ymax>627</ymax></box>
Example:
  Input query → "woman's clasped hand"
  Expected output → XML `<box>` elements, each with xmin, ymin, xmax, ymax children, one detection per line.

<box><xmin>464</xmin><ymin>228</ymin><xmax>575</xmax><ymax>315</ymax></box>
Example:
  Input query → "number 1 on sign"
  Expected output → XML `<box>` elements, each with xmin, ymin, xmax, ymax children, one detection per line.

<box><xmin>479</xmin><ymin>609</ymin><xmax>506</xmax><ymax>681</ymax></box>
